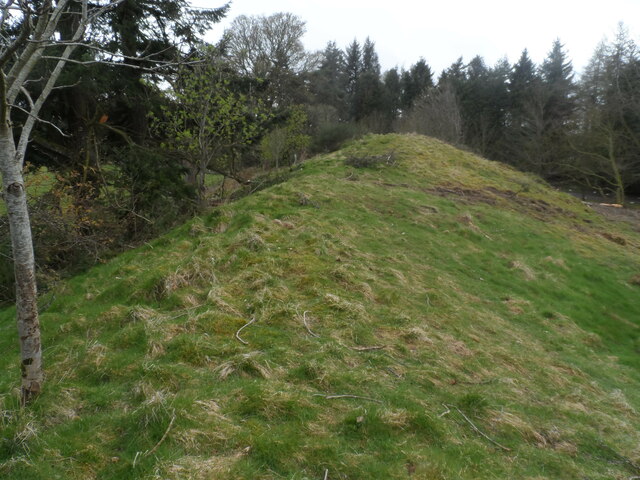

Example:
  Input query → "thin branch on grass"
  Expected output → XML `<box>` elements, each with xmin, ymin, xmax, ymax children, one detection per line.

<box><xmin>352</xmin><ymin>345</ymin><xmax>387</xmax><ymax>351</ymax></box>
<box><xmin>165</xmin><ymin>304</ymin><xmax>204</xmax><ymax>322</ymax></box>
<box><xmin>133</xmin><ymin>411</ymin><xmax>177</xmax><ymax>467</ymax></box>
<box><xmin>144</xmin><ymin>412</ymin><xmax>176</xmax><ymax>457</ymax></box>
<box><xmin>301</xmin><ymin>310</ymin><xmax>319</xmax><ymax>338</ymax></box>
<box><xmin>312</xmin><ymin>393</ymin><xmax>383</xmax><ymax>404</ymax></box>
<box><xmin>438</xmin><ymin>404</ymin><xmax>451</xmax><ymax>418</ymax></box>
<box><xmin>235</xmin><ymin>316</ymin><xmax>256</xmax><ymax>345</ymax></box>
<box><xmin>324</xmin><ymin>469</ymin><xmax>329</xmax><ymax>480</ymax></box>
<box><xmin>444</xmin><ymin>404</ymin><xmax>511</xmax><ymax>452</ymax></box>
<box><xmin>385</xmin><ymin>367</ymin><xmax>402</xmax><ymax>378</ymax></box>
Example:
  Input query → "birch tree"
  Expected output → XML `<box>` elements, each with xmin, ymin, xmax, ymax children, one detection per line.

<box><xmin>0</xmin><ymin>0</ymin><xmax>122</xmax><ymax>405</ymax></box>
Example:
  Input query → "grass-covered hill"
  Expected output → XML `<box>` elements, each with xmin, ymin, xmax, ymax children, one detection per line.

<box><xmin>2</xmin><ymin>134</ymin><xmax>640</xmax><ymax>479</ymax></box>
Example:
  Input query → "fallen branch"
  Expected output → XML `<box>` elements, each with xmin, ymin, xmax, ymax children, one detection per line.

<box><xmin>385</xmin><ymin>367</ymin><xmax>402</xmax><ymax>378</ymax></box>
<box><xmin>324</xmin><ymin>469</ymin><xmax>329</xmax><ymax>480</ymax></box>
<box><xmin>235</xmin><ymin>317</ymin><xmax>256</xmax><ymax>345</ymax></box>
<box><xmin>165</xmin><ymin>304</ymin><xmax>204</xmax><ymax>322</ymax></box>
<box><xmin>302</xmin><ymin>310</ymin><xmax>319</xmax><ymax>338</ymax></box>
<box><xmin>444</xmin><ymin>404</ymin><xmax>511</xmax><ymax>452</ymax></box>
<box><xmin>145</xmin><ymin>413</ymin><xmax>176</xmax><ymax>457</ymax></box>
<box><xmin>352</xmin><ymin>345</ymin><xmax>386</xmax><ymax>351</ymax></box>
<box><xmin>313</xmin><ymin>393</ymin><xmax>382</xmax><ymax>404</ymax></box>
<box><xmin>438</xmin><ymin>403</ymin><xmax>451</xmax><ymax>418</ymax></box>
<box><xmin>134</xmin><ymin>411</ymin><xmax>176</xmax><ymax>466</ymax></box>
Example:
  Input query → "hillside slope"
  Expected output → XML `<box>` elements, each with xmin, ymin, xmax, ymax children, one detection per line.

<box><xmin>1</xmin><ymin>134</ymin><xmax>640</xmax><ymax>479</ymax></box>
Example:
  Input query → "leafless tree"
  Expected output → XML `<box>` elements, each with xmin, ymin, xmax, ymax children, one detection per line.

<box><xmin>0</xmin><ymin>0</ymin><xmax>122</xmax><ymax>405</ymax></box>
<box><xmin>222</xmin><ymin>12</ymin><xmax>314</xmax><ymax>106</ymax></box>
<box><xmin>398</xmin><ymin>83</ymin><xmax>463</xmax><ymax>145</ymax></box>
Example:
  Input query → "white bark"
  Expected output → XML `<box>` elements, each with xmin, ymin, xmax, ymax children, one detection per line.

<box><xmin>0</xmin><ymin>0</ymin><xmax>123</xmax><ymax>404</ymax></box>
<box><xmin>0</xmin><ymin>125</ymin><xmax>42</xmax><ymax>403</ymax></box>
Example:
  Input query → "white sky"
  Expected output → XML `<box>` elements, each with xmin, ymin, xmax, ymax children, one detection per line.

<box><xmin>198</xmin><ymin>0</ymin><xmax>640</xmax><ymax>76</ymax></box>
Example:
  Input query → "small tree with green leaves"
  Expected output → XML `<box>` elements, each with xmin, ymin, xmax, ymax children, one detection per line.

<box><xmin>260</xmin><ymin>105</ymin><xmax>310</xmax><ymax>169</ymax></box>
<box><xmin>158</xmin><ymin>56</ymin><xmax>269</xmax><ymax>205</ymax></box>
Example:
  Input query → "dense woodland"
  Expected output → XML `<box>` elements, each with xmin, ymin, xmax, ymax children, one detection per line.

<box><xmin>1</xmin><ymin>1</ymin><xmax>639</xmax><ymax>307</ymax></box>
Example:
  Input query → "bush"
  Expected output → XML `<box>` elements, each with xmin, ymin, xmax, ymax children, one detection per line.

<box><xmin>312</xmin><ymin>122</ymin><xmax>360</xmax><ymax>153</ymax></box>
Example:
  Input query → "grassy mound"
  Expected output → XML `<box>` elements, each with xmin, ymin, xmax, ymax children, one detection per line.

<box><xmin>1</xmin><ymin>134</ymin><xmax>640</xmax><ymax>479</ymax></box>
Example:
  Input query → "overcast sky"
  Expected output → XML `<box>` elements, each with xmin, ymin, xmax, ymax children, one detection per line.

<box><xmin>199</xmin><ymin>0</ymin><xmax>640</xmax><ymax>76</ymax></box>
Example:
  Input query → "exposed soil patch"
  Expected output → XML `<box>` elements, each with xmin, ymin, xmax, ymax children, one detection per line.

<box><xmin>588</xmin><ymin>203</ymin><xmax>640</xmax><ymax>233</ymax></box>
<box><xmin>601</xmin><ymin>232</ymin><xmax>627</xmax><ymax>246</ymax></box>
<box><xmin>427</xmin><ymin>185</ymin><xmax>572</xmax><ymax>218</ymax></box>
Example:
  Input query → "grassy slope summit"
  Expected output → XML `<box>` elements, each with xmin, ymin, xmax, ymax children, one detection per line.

<box><xmin>2</xmin><ymin>134</ymin><xmax>640</xmax><ymax>479</ymax></box>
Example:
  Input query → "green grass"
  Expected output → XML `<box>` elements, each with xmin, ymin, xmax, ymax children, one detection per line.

<box><xmin>1</xmin><ymin>134</ymin><xmax>640</xmax><ymax>479</ymax></box>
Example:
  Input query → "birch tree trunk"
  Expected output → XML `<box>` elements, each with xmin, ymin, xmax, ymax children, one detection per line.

<box><xmin>0</xmin><ymin>0</ymin><xmax>123</xmax><ymax>404</ymax></box>
<box><xmin>0</xmin><ymin>125</ymin><xmax>42</xmax><ymax>404</ymax></box>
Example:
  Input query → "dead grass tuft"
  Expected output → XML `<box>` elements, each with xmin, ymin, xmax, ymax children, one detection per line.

<box><xmin>242</xmin><ymin>232</ymin><xmax>268</xmax><ymax>251</ymax></box>
<box><xmin>157</xmin><ymin>450</ymin><xmax>249</xmax><ymax>480</ymax></box>
<box><xmin>215</xmin><ymin>352</ymin><xmax>272</xmax><ymax>380</ymax></box>
<box><xmin>509</xmin><ymin>260</ymin><xmax>536</xmax><ymax>281</ymax></box>
<box><xmin>324</xmin><ymin>293</ymin><xmax>368</xmax><ymax>319</ymax></box>
<box><xmin>503</xmin><ymin>297</ymin><xmax>530</xmax><ymax>315</ymax></box>
<box><xmin>401</xmin><ymin>327</ymin><xmax>434</xmax><ymax>344</ymax></box>
<box><xmin>542</xmin><ymin>256</ymin><xmax>568</xmax><ymax>269</ymax></box>
<box><xmin>158</xmin><ymin>260</ymin><xmax>218</xmax><ymax>298</ymax></box>
<box><xmin>273</xmin><ymin>218</ymin><xmax>295</xmax><ymax>229</ymax></box>
<box><xmin>128</xmin><ymin>306</ymin><xmax>159</xmax><ymax>325</ymax></box>
<box><xmin>207</xmin><ymin>288</ymin><xmax>242</xmax><ymax>316</ymax></box>
<box><xmin>441</xmin><ymin>334</ymin><xmax>473</xmax><ymax>357</ymax></box>
<box><xmin>86</xmin><ymin>341</ymin><xmax>109</xmax><ymax>368</ymax></box>
<box><xmin>609</xmin><ymin>389</ymin><xmax>637</xmax><ymax>415</ymax></box>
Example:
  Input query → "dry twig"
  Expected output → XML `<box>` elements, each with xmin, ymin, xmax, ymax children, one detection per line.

<box><xmin>385</xmin><ymin>367</ymin><xmax>402</xmax><ymax>378</ymax></box>
<box><xmin>313</xmin><ymin>393</ymin><xmax>382</xmax><ymax>404</ymax></box>
<box><xmin>235</xmin><ymin>317</ymin><xmax>256</xmax><ymax>345</ymax></box>
<box><xmin>134</xmin><ymin>411</ymin><xmax>177</xmax><ymax>467</ymax></box>
<box><xmin>145</xmin><ymin>413</ymin><xmax>176</xmax><ymax>457</ymax></box>
<box><xmin>302</xmin><ymin>310</ymin><xmax>319</xmax><ymax>338</ymax></box>
<box><xmin>438</xmin><ymin>404</ymin><xmax>451</xmax><ymax>418</ymax></box>
<box><xmin>444</xmin><ymin>404</ymin><xmax>511</xmax><ymax>451</ymax></box>
<box><xmin>352</xmin><ymin>345</ymin><xmax>387</xmax><ymax>351</ymax></box>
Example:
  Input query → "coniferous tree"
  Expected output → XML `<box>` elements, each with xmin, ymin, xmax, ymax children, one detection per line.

<box><xmin>310</xmin><ymin>41</ymin><xmax>348</xmax><ymax>118</ymax></box>
<box><xmin>382</xmin><ymin>67</ymin><xmax>402</xmax><ymax>124</ymax></box>
<box><xmin>400</xmin><ymin>58</ymin><xmax>434</xmax><ymax>110</ymax></box>
<box><xmin>539</xmin><ymin>39</ymin><xmax>576</xmax><ymax>176</ymax></box>
<box><xmin>504</xmin><ymin>49</ymin><xmax>546</xmax><ymax>170</ymax></box>
<box><xmin>509</xmin><ymin>49</ymin><xmax>539</xmax><ymax>126</ymax></box>
<box><xmin>354</xmin><ymin>38</ymin><xmax>385</xmax><ymax>125</ymax></box>
<box><xmin>344</xmin><ymin>39</ymin><xmax>362</xmax><ymax>120</ymax></box>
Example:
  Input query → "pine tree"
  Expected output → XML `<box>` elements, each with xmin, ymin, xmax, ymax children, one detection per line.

<box><xmin>362</xmin><ymin>37</ymin><xmax>381</xmax><ymax>76</ymax></box>
<box><xmin>400</xmin><ymin>58</ymin><xmax>433</xmax><ymax>110</ymax></box>
<box><xmin>509</xmin><ymin>49</ymin><xmax>539</xmax><ymax>126</ymax></box>
<box><xmin>344</xmin><ymin>39</ymin><xmax>362</xmax><ymax>120</ymax></box>
<box><xmin>354</xmin><ymin>38</ymin><xmax>384</xmax><ymax>124</ymax></box>
<box><xmin>310</xmin><ymin>41</ymin><xmax>348</xmax><ymax>118</ymax></box>
<box><xmin>504</xmin><ymin>49</ymin><xmax>545</xmax><ymax>170</ymax></box>
<box><xmin>539</xmin><ymin>39</ymin><xmax>576</xmax><ymax>175</ymax></box>
<box><xmin>382</xmin><ymin>67</ymin><xmax>402</xmax><ymax>123</ymax></box>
